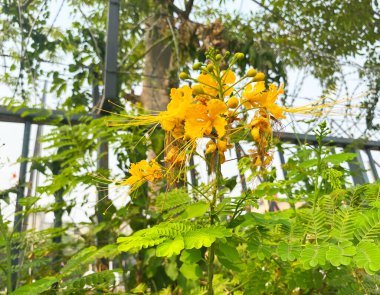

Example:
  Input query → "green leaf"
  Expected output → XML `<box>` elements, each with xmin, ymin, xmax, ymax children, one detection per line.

<box><xmin>299</xmin><ymin>159</ymin><xmax>318</xmax><ymax>168</ymax></box>
<box><xmin>354</xmin><ymin>210</ymin><xmax>380</xmax><ymax>242</ymax></box>
<box><xmin>323</xmin><ymin>153</ymin><xmax>357</xmax><ymax>165</ymax></box>
<box><xmin>19</xmin><ymin>197</ymin><xmax>40</xmax><ymax>207</ymax></box>
<box><xmin>180</xmin><ymin>263</ymin><xmax>202</xmax><ymax>281</ymax></box>
<box><xmin>156</xmin><ymin>189</ymin><xmax>191</xmax><ymax>212</ymax></box>
<box><xmin>224</xmin><ymin>176</ymin><xmax>238</xmax><ymax>191</ymax></box>
<box><xmin>331</xmin><ymin>207</ymin><xmax>356</xmax><ymax>242</ymax></box>
<box><xmin>156</xmin><ymin>236</ymin><xmax>184</xmax><ymax>257</ymax></box>
<box><xmin>118</xmin><ymin>222</ymin><xmax>192</xmax><ymax>253</ymax></box>
<box><xmin>247</xmin><ymin>239</ymin><xmax>272</xmax><ymax>261</ymax></box>
<box><xmin>180</xmin><ymin>249</ymin><xmax>202</xmax><ymax>264</ymax></box>
<box><xmin>216</xmin><ymin>242</ymin><xmax>244</xmax><ymax>271</ymax></box>
<box><xmin>165</xmin><ymin>257</ymin><xmax>179</xmax><ymax>281</ymax></box>
<box><xmin>326</xmin><ymin>241</ymin><xmax>356</xmax><ymax>266</ymax></box>
<box><xmin>277</xmin><ymin>242</ymin><xmax>301</xmax><ymax>262</ymax></box>
<box><xmin>12</xmin><ymin>277</ymin><xmax>58</xmax><ymax>295</ymax></box>
<box><xmin>353</xmin><ymin>241</ymin><xmax>380</xmax><ymax>274</ymax></box>
<box><xmin>61</xmin><ymin>246</ymin><xmax>97</xmax><ymax>276</ymax></box>
<box><xmin>300</xmin><ymin>244</ymin><xmax>328</xmax><ymax>269</ymax></box>
<box><xmin>61</xmin><ymin>245</ymin><xmax>118</xmax><ymax>276</ymax></box>
<box><xmin>180</xmin><ymin>201</ymin><xmax>209</xmax><ymax>220</ymax></box>
<box><xmin>183</xmin><ymin>226</ymin><xmax>232</xmax><ymax>249</ymax></box>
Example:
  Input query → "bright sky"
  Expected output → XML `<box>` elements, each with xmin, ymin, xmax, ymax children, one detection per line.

<box><xmin>0</xmin><ymin>0</ymin><xmax>378</xmax><ymax>226</ymax></box>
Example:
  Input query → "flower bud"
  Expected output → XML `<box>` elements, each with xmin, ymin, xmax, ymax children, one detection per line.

<box><xmin>253</xmin><ymin>72</ymin><xmax>265</xmax><ymax>82</ymax></box>
<box><xmin>250</xmin><ymin>127</ymin><xmax>260</xmax><ymax>142</ymax></box>
<box><xmin>192</xmin><ymin>84</ymin><xmax>204</xmax><ymax>95</ymax></box>
<box><xmin>205</xmin><ymin>140</ymin><xmax>216</xmax><ymax>154</ymax></box>
<box><xmin>179</xmin><ymin>72</ymin><xmax>189</xmax><ymax>80</ymax></box>
<box><xmin>225</xmin><ymin>51</ymin><xmax>230</xmax><ymax>57</ymax></box>
<box><xmin>206</xmin><ymin>63</ymin><xmax>215</xmax><ymax>72</ymax></box>
<box><xmin>192</xmin><ymin>62</ymin><xmax>202</xmax><ymax>70</ymax></box>
<box><xmin>215</xmin><ymin>54</ymin><xmax>222</xmax><ymax>61</ymax></box>
<box><xmin>227</xmin><ymin>96</ymin><xmax>239</xmax><ymax>108</ymax></box>
<box><xmin>246</xmin><ymin>68</ymin><xmax>257</xmax><ymax>77</ymax></box>
<box><xmin>234</xmin><ymin>52</ymin><xmax>244</xmax><ymax>60</ymax></box>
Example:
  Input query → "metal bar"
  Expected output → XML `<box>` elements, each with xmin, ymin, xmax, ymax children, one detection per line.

<box><xmin>278</xmin><ymin>149</ymin><xmax>287</xmax><ymax>178</ymax></box>
<box><xmin>95</xmin><ymin>0</ymin><xmax>120</xmax><ymax>269</ymax></box>
<box><xmin>103</xmin><ymin>0</ymin><xmax>120</xmax><ymax>104</ymax></box>
<box><xmin>347</xmin><ymin>149</ymin><xmax>369</xmax><ymax>185</ymax></box>
<box><xmin>0</xmin><ymin>105</ymin><xmax>99</xmax><ymax>125</ymax></box>
<box><xmin>275</xmin><ymin>131</ymin><xmax>380</xmax><ymax>151</ymax></box>
<box><xmin>1</xmin><ymin>106</ymin><xmax>380</xmax><ymax>152</ymax></box>
<box><xmin>12</xmin><ymin>119</ymin><xmax>32</xmax><ymax>290</ymax></box>
<box><xmin>365</xmin><ymin>149</ymin><xmax>379</xmax><ymax>180</ymax></box>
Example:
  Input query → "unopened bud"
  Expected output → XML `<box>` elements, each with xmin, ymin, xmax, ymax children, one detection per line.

<box><xmin>179</xmin><ymin>72</ymin><xmax>189</xmax><ymax>80</ymax></box>
<box><xmin>205</xmin><ymin>140</ymin><xmax>216</xmax><ymax>154</ymax></box>
<box><xmin>246</xmin><ymin>68</ymin><xmax>257</xmax><ymax>77</ymax></box>
<box><xmin>253</xmin><ymin>72</ymin><xmax>265</xmax><ymax>81</ymax></box>
<box><xmin>192</xmin><ymin>62</ymin><xmax>202</xmax><ymax>70</ymax></box>
<box><xmin>227</xmin><ymin>96</ymin><xmax>239</xmax><ymax>108</ymax></box>
<box><xmin>234</xmin><ymin>52</ymin><xmax>244</xmax><ymax>60</ymax></box>
<box><xmin>225</xmin><ymin>51</ymin><xmax>230</xmax><ymax>57</ymax></box>
<box><xmin>206</xmin><ymin>63</ymin><xmax>215</xmax><ymax>72</ymax></box>
<box><xmin>215</xmin><ymin>54</ymin><xmax>222</xmax><ymax>61</ymax></box>
<box><xmin>192</xmin><ymin>84</ymin><xmax>204</xmax><ymax>95</ymax></box>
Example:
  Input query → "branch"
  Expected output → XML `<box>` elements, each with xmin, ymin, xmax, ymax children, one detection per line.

<box><xmin>170</xmin><ymin>0</ymin><xmax>194</xmax><ymax>20</ymax></box>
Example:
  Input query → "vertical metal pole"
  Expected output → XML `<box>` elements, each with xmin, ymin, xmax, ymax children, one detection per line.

<box><xmin>95</xmin><ymin>0</ymin><xmax>120</xmax><ymax>271</ymax></box>
<box><xmin>103</xmin><ymin>0</ymin><xmax>120</xmax><ymax>105</ymax></box>
<box><xmin>365</xmin><ymin>149</ymin><xmax>379</xmax><ymax>181</ymax></box>
<box><xmin>278</xmin><ymin>149</ymin><xmax>287</xmax><ymax>178</ymax></box>
<box><xmin>348</xmin><ymin>150</ymin><xmax>369</xmax><ymax>185</ymax></box>
<box><xmin>12</xmin><ymin>119</ymin><xmax>32</xmax><ymax>290</ymax></box>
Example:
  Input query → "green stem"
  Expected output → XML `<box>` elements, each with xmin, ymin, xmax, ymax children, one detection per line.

<box><xmin>207</xmin><ymin>243</ymin><xmax>215</xmax><ymax>295</ymax></box>
<box><xmin>207</xmin><ymin>146</ymin><xmax>221</xmax><ymax>295</ymax></box>
<box><xmin>313</xmin><ymin>137</ymin><xmax>323</xmax><ymax>211</ymax></box>
<box><xmin>0</xmin><ymin>206</ymin><xmax>12</xmax><ymax>293</ymax></box>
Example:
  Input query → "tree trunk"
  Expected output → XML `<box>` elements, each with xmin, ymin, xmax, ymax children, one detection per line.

<box><xmin>140</xmin><ymin>14</ymin><xmax>172</xmax><ymax>111</ymax></box>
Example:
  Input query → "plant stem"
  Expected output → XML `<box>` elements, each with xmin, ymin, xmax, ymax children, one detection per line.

<box><xmin>207</xmin><ymin>243</ymin><xmax>215</xmax><ymax>295</ymax></box>
<box><xmin>0</xmin><ymin>206</ymin><xmax>12</xmax><ymax>293</ymax></box>
<box><xmin>313</xmin><ymin>135</ymin><xmax>323</xmax><ymax>211</ymax></box>
<box><xmin>207</xmin><ymin>148</ymin><xmax>221</xmax><ymax>295</ymax></box>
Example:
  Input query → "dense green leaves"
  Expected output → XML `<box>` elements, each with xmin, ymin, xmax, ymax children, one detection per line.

<box><xmin>156</xmin><ymin>237</ymin><xmax>185</xmax><ymax>257</ymax></box>
<box><xmin>354</xmin><ymin>242</ymin><xmax>380</xmax><ymax>274</ymax></box>
<box><xmin>12</xmin><ymin>277</ymin><xmax>58</xmax><ymax>295</ymax></box>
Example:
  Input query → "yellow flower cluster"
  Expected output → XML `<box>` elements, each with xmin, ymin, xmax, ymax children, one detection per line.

<box><xmin>121</xmin><ymin>160</ymin><xmax>162</xmax><ymax>191</ymax></box>
<box><xmin>114</xmin><ymin>50</ymin><xmax>334</xmax><ymax>192</ymax></box>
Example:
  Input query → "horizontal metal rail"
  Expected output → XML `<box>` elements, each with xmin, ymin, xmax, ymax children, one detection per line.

<box><xmin>1</xmin><ymin>105</ymin><xmax>380</xmax><ymax>151</ymax></box>
<box><xmin>276</xmin><ymin>131</ymin><xmax>380</xmax><ymax>151</ymax></box>
<box><xmin>0</xmin><ymin>105</ymin><xmax>99</xmax><ymax>125</ymax></box>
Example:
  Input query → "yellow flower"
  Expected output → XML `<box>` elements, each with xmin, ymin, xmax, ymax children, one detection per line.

<box><xmin>242</xmin><ymin>82</ymin><xmax>286</xmax><ymax>119</ymax></box>
<box><xmin>121</xmin><ymin>160</ymin><xmax>162</xmax><ymax>190</ymax></box>
<box><xmin>184</xmin><ymin>99</ymin><xmax>228</xmax><ymax>140</ymax></box>
<box><xmin>242</xmin><ymin>81</ymin><xmax>266</xmax><ymax>108</ymax></box>
<box><xmin>264</xmin><ymin>84</ymin><xmax>286</xmax><ymax>119</ymax></box>
<box><xmin>165</xmin><ymin>146</ymin><xmax>186</xmax><ymax>165</ymax></box>
<box><xmin>196</xmin><ymin>70</ymin><xmax>236</xmax><ymax>99</ymax></box>
<box><xmin>197</xmin><ymin>73</ymin><xmax>218</xmax><ymax>97</ymax></box>
<box><xmin>249</xmin><ymin>110</ymin><xmax>272</xmax><ymax>152</ymax></box>
<box><xmin>158</xmin><ymin>85</ymin><xmax>194</xmax><ymax>138</ymax></box>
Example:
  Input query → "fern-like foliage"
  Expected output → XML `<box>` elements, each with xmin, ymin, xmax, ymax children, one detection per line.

<box><xmin>354</xmin><ymin>210</ymin><xmax>380</xmax><ymax>243</ymax></box>
<box><xmin>299</xmin><ymin>208</ymin><xmax>328</xmax><ymax>241</ymax></box>
<box><xmin>118</xmin><ymin>222</ymin><xmax>231</xmax><ymax>256</ymax></box>
<box><xmin>330</xmin><ymin>206</ymin><xmax>356</xmax><ymax>242</ymax></box>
